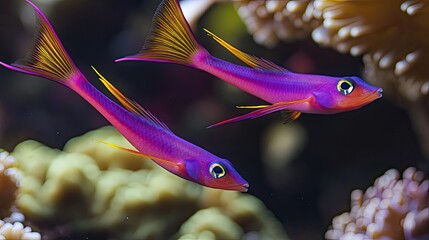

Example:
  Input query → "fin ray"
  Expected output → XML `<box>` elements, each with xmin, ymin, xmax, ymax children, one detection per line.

<box><xmin>116</xmin><ymin>0</ymin><xmax>199</xmax><ymax>65</ymax></box>
<box><xmin>92</xmin><ymin>67</ymin><xmax>172</xmax><ymax>132</ymax></box>
<box><xmin>98</xmin><ymin>140</ymin><xmax>179</xmax><ymax>167</ymax></box>
<box><xmin>203</xmin><ymin>28</ymin><xmax>286</xmax><ymax>72</ymax></box>
<box><xmin>5</xmin><ymin>0</ymin><xmax>79</xmax><ymax>83</ymax></box>
<box><xmin>208</xmin><ymin>100</ymin><xmax>307</xmax><ymax>128</ymax></box>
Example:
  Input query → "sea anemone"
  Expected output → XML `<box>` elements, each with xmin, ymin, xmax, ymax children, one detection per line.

<box><xmin>11</xmin><ymin>126</ymin><xmax>289</xmax><ymax>239</ymax></box>
<box><xmin>325</xmin><ymin>167</ymin><xmax>429</xmax><ymax>240</ymax></box>
<box><xmin>236</xmin><ymin>0</ymin><xmax>320</xmax><ymax>47</ymax></box>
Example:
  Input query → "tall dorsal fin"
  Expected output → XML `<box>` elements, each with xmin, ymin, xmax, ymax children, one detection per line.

<box><xmin>91</xmin><ymin>67</ymin><xmax>172</xmax><ymax>133</ymax></box>
<box><xmin>203</xmin><ymin>28</ymin><xmax>287</xmax><ymax>72</ymax></box>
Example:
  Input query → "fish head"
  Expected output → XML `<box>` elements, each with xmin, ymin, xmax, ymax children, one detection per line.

<box><xmin>184</xmin><ymin>158</ymin><xmax>249</xmax><ymax>192</ymax></box>
<box><xmin>314</xmin><ymin>76</ymin><xmax>382</xmax><ymax>112</ymax></box>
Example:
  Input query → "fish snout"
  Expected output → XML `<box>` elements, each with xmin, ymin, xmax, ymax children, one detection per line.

<box><xmin>376</xmin><ymin>88</ymin><xmax>383</xmax><ymax>98</ymax></box>
<box><xmin>239</xmin><ymin>183</ymin><xmax>249</xmax><ymax>192</ymax></box>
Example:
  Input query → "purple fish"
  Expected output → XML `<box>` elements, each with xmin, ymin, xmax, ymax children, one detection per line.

<box><xmin>0</xmin><ymin>0</ymin><xmax>248</xmax><ymax>192</ymax></box>
<box><xmin>117</xmin><ymin>0</ymin><xmax>383</xmax><ymax>127</ymax></box>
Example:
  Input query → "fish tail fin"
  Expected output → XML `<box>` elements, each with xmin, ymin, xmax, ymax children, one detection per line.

<box><xmin>116</xmin><ymin>0</ymin><xmax>203</xmax><ymax>66</ymax></box>
<box><xmin>0</xmin><ymin>0</ymin><xmax>82</xmax><ymax>87</ymax></box>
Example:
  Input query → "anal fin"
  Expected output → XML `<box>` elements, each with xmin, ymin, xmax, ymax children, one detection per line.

<box><xmin>208</xmin><ymin>99</ymin><xmax>307</xmax><ymax>128</ymax></box>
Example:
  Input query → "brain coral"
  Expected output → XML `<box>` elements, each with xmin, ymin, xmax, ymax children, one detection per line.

<box><xmin>11</xmin><ymin>126</ymin><xmax>288</xmax><ymax>240</ymax></box>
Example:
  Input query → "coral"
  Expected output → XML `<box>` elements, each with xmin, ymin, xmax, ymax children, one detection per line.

<box><xmin>0</xmin><ymin>151</ymin><xmax>40</xmax><ymax>240</ymax></box>
<box><xmin>0</xmin><ymin>151</ymin><xmax>19</xmax><ymax>218</ymax></box>
<box><xmin>313</xmin><ymin>0</ymin><xmax>429</xmax><ymax>100</ymax></box>
<box><xmin>236</xmin><ymin>0</ymin><xmax>320</xmax><ymax>47</ymax></box>
<box><xmin>0</xmin><ymin>211</ymin><xmax>41</xmax><ymax>240</ymax></box>
<box><xmin>325</xmin><ymin>167</ymin><xmax>429</xmax><ymax>240</ymax></box>
<box><xmin>11</xmin><ymin>126</ymin><xmax>289</xmax><ymax>239</ymax></box>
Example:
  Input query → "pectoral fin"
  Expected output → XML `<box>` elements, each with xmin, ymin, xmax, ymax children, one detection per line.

<box><xmin>313</xmin><ymin>91</ymin><xmax>335</xmax><ymax>109</ymax></box>
<box><xmin>208</xmin><ymin>100</ymin><xmax>307</xmax><ymax>128</ymax></box>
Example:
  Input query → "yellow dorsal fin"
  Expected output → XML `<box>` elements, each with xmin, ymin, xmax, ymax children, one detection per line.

<box><xmin>91</xmin><ymin>66</ymin><xmax>171</xmax><ymax>132</ymax></box>
<box><xmin>203</xmin><ymin>28</ymin><xmax>286</xmax><ymax>72</ymax></box>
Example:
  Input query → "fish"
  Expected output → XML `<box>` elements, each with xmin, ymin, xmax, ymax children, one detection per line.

<box><xmin>116</xmin><ymin>0</ymin><xmax>383</xmax><ymax>128</ymax></box>
<box><xmin>0</xmin><ymin>0</ymin><xmax>248</xmax><ymax>192</ymax></box>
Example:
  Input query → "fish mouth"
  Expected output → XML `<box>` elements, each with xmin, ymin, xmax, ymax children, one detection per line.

<box><xmin>361</xmin><ymin>88</ymin><xmax>383</xmax><ymax>103</ymax></box>
<box><xmin>375</xmin><ymin>88</ymin><xmax>383</xmax><ymax>98</ymax></box>
<box><xmin>226</xmin><ymin>183</ymin><xmax>249</xmax><ymax>192</ymax></box>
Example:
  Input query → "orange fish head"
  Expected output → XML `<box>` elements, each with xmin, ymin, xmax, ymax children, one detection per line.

<box><xmin>314</xmin><ymin>76</ymin><xmax>383</xmax><ymax>112</ymax></box>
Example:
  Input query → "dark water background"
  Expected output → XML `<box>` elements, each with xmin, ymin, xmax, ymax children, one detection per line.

<box><xmin>0</xmin><ymin>0</ymin><xmax>427</xmax><ymax>239</ymax></box>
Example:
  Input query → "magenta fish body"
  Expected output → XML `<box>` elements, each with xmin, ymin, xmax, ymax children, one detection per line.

<box><xmin>194</xmin><ymin>51</ymin><xmax>382</xmax><ymax>113</ymax></box>
<box><xmin>0</xmin><ymin>0</ymin><xmax>248</xmax><ymax>192</ymax></box>
<box><xmin>118</xmin><ymin>0</ymin><xmax>382</xmax><ymax>127</ymax></box>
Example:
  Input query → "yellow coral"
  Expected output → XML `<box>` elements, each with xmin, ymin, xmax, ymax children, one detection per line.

<box><xmin>12</xmin><ymin>126</ymin><xmax>289</xmax><ymax>239</ymax></box>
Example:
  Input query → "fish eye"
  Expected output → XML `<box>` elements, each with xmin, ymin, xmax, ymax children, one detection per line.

<box><xmin>209</xmin><ymin>163</ymin><xmax>226</xmax><ymax>179</ymax></box>
<box><xmin>337</xmin><ymin>79</ymin><xmax>355</xmax><ymax>96</ymax></box>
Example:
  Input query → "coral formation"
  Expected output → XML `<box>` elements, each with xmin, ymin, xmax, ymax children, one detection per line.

<box><xmin>0</xmin><ymin>220</ymin><xmax>41</xmax><ymax>240</ymax></box>
<box><xmin>313</xmin><ymin>0</ymin><xmax>429</xmax><ymax>99</ymax></box>
<box><xmin>0</xmin><ymin>151</ymin><xmax>41</xmax><ymax>240</ymax></box>
<box><xmin>0</xmin><ymin>151</ymin><xmax>19</xmax><ymax>218</ymax></box>
<box><xmin>325</xmin><ymin>167</ymin><xmax>429</xmax><ymax>240</ymax></box>
<box><xmin>236</xmin><ymin>0</ymin><xmax>320</xmax><ymax>47</ymax></box>
<box><xmin>11</xmin><ymin>126</ymin><xmax>289</xmax><ymax>239</ymax></box>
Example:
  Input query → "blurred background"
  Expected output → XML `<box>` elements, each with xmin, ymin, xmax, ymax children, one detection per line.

<box><xmin>0</xmin><ymin>0</ymin><xmax>427</xmax><ymax>239</ymax></box>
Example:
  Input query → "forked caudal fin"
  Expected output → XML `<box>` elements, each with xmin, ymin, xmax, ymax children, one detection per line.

<box><xmin>0</xmin><ymin>0</ymin><xmax>81</xmax><ymax>86</ymax></box>
<box><xmin>116</xmin><ymin>0</ymin><xmax>201</xmax><ymax>65</ymax></box>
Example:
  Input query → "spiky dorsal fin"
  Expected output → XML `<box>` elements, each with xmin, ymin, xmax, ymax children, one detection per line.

<box><xmin>91</xmin><ymin>67</ymin><xmax>172</xmax><ymax>133</ymax></box>
<box><xmin>203</xmin><ymin>28</ymin><xmax>287</xmax><ymax>72</ymax></box>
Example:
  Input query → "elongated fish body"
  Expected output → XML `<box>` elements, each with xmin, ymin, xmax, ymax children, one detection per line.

<box><xmin>194</xmin><ymin>53</ymin><xmax>341</xmax><ymax>113</ymax></box>
<box><xmin>0</xmin><ymin>0</ymin><xmax>248</xmax><ymax>192</ymax></box>
<box><xmin>118</xmin><ymin>0</ymin><xmax>383</xmax><ymax>126</ymax></box>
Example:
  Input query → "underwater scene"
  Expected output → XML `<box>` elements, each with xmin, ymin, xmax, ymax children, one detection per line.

<box><xmin>0</xmin><ymin>0</ymin><xmax>428</xmax><ymax>239</ymax></box>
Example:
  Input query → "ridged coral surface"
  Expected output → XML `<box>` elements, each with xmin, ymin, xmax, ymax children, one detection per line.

<box><xmin>236</xmin><ymin>0</ymin><xmax>320</xmax><ymax>47</ymax></box>
<box><xmin>0</xmin><ymin>151</ymin><xmax>18</xmax><ymax>218</ymax></box>
<box><xmin>326</xmin><ymin>167</ymin><xmax>429</xmax><ymax>240</ymax></box>
<box><xmin>11</xmin><ymin>126</ymin><xmax>288</xmax><ymax>240</ymax></box>
<box><xmin>313</xmin><ymin>0</ymin><xmax>429</xmax><ymax>100</ymax></box>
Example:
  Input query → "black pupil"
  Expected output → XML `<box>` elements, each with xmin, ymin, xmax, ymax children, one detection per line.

<box><xmin>213</xmin><ymin>166</ymin><xmax>223</xmax><ymax>174</ymax></box>
<box><xmin>341</xmin><ymin>81</ymin><xmax>351</xmax><ymax>90</ymax></box>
